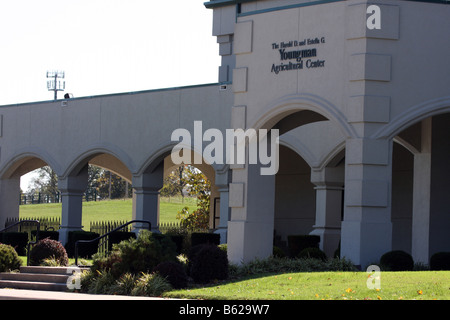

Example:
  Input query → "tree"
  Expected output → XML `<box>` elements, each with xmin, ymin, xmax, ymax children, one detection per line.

<box><xmin>176</xmin><ymin>166</ymin><xmax>211</xmax><ymax>230</ymax></box>
<box><xmin>96</xmin><ymin>170</ymin><xmax>131</xmax><ymax>200</ymax></box>
<box><xmin>28</xmin><ymin>166</ymin><xmax>58</xmax><ymax>196</ymax></box>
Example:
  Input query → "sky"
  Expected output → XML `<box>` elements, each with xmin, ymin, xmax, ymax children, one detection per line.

<box><xmin>0</xmin><ymin>0</ymin><xmax>220</xmax><ymax>106</ymax></box>
<box><xmin>0</xmin><ymin>0</ymin><xmax>220</xmax><ymax>190</ymax></box>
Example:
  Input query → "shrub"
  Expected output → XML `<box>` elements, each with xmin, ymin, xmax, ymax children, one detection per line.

<box><xmin>0</xmin><ymin>243</ymin><xmax>22</xmax><ymax>272</ymax></box>
<box><xmin>430</xmin><ymin>252</ymin><xmax>450</xmax><ymax>270</ymax></box>
<box><xmin>229</xmin><ymin>256</ymin><xmax>357</xmax><ymax>278</ymax></box>
<box><xmin>93</xmin><ymin>230</ymin><xmax>177</xmax><ymax>278</ymax></box>
<box><xmin>106</xmin><ymin>273</ymin><xmax>137</xmax><ymax>296</ymax></box>
<box><xmin>298</xmin><ymin>247</ymin><xmax>328</xmax><ymax>261</ymax></box>
<box><xmin>189</xmin><ymin>244</ymin><xmax>229</xmax><ymax>284</ymax></box>
<box><xmin>29</xmin><ymin>238</ymin><xmax>69</xmax><ymax>266</ymax></box>
<box><xmin>86</xmin><ymin>270</ymin><xmax>117</xmax><ymax>294</ymax></box>
<box><xmin>107</xmin><ymin>231</ymin><xmax>136</xmax><ymax>251</ymax></box>
<box><xmin>153</xmin><ymin>261</ymin><xmax>188</xmax><ymax>289</ymax></box>
<box><xmin>65</xmin><ymin>231</ymin><xmax>100</xmax><ymax>258</ymax></box>
<box><xmin>287</xmin><ymin>235</ymin><xmax>320</xmax><ymax>257</ymax></box>
<box><xmin>272</xmin><ymin>246</ymin><xmax>286</xmax><ymax>258</ymax></box>
<box><xmin>191</xmin><ymin>233</ymin><xmax>220</xmax><ymax>247</ymax></box>
<box><xmin>131</xmin><ymin>273</ymin><xmax>172</xmax><ymax>297</ymax></box>
<box><xmin>0</xmin><ymin>232</ymin><xmax>29</xmax><ymax>256</ymax></box>
<box><xmin>380</xmin><ymin>250</ymin><xmax>414</xmax><ymax>271</ymax></box>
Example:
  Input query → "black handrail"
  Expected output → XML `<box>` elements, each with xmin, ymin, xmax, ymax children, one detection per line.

<box><xmin>74</xmin><ymin>220</ymin><xmax>151</xmax><ymax>266</ymax></box>
<box><xmin>0</xmin><ymin>220</ymin><xmax>40</xmax><ymax>266</ymax></box>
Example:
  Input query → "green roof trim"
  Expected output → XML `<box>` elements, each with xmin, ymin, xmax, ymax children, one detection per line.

<box><xmin>204</xmin><ymin>0</ymin><xmax>255</xmax><ymax>9</ymax></box>
<box><xmin>204</xmin><ymin>0</ymin><xmax>450</xmax><ymax>9</ymax></box>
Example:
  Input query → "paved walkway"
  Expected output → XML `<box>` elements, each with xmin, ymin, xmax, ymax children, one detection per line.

<box><xmin>0</xmin><ymin>288</ymin><xmax>169</xmax><ymax>300</ymax></box>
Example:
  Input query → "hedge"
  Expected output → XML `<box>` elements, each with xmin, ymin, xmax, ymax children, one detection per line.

<box><xmin>65</xmin><ymin>230</ymin><xmax>100</xmax><ymax>258</ymax></box>
<box><xmin>287</xmin><ymin>235</ymin><xmax>320</xmax><ymax>257</ymax></box>
<box><xmin>0</xmin><ymin>232</ymin><xmax>28</xmax><ymax>256</ymax></box>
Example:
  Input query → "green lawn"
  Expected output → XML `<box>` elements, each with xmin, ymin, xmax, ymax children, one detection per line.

<box><xmin>164</xmin><ymin>271</ymin><xmax>450</xmax><ymax>300</ymax></box>
<box><xmin>19</xmin><ymin>196</ymin><xmax>197</xmax><ymax>231</ymax></box>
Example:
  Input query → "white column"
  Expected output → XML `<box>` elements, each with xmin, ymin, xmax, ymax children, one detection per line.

<box><xmin>213</xmin><ymin>169</ymin><xmax>231</xmax><ymax>244</ymax></box>
<box><xmin>58</xmin><ymin>165</ymin><xmax>88</xmax><ymax>246</ymax></box>
<box><xmin>412</xmin><ymin>119</ymin><xmax>432</xmax><ymax>264</ymax></box>
<box><xmin>341</xmin><ymin>138</ymin><xmax>393</xmax><ymax>269</ymax></box>
<box><xmin>0</xmin><ymin>177</ymin><xmax>20</xmax><ymax>230</ymax></box>
<box><xmin>132</xmin><ymin>163</ymin><xmax>163</xmax><ymax>233</ymax></box>
<box><xmin>227</xmin><ymin>161</ymin><xmax>276</xmax><ymax>264</ymax></box>
<box><xmin>310</xmin><ymin>167</ymin><xmax>344</xmax><ymax>258</ymax></box>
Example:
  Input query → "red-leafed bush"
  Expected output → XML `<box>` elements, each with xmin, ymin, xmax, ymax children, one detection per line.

<box><xmin>29</xmin><ymin>238</ymin><xmax>69</xmax><ymax>266</ymax></box>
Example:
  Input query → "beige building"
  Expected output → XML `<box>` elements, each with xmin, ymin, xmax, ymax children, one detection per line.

<box><xmin>1</xmin><ymin>0</ymin><xmax>449</xmax><ymax>269</ymax></box>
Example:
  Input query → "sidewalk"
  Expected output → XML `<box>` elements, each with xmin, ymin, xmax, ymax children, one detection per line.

<box><xmin>0</xmin><ymin>288</ymin><xmax>169</xmax><ymax>300</ymax></box>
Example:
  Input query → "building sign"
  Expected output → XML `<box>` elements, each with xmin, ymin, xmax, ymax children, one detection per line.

<box><xmin>271</xmin><ymin>37</ymin><xmax>326</xmax><ymax>74</ymax></box>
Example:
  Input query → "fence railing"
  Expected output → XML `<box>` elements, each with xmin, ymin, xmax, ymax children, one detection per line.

<box><xmin>4</xmin><ymin>216</ymin><xmax>61</xmax><ymax>241</ymax></box>
<box><xmin>75</xmin><ymin>220</ymin><xmax>151</xmax><ymax>266</ymax></box>
<box><xmin>19</xmin><ymin>191</ymin><xmax>98</xmax><ymax>205</ymax></box>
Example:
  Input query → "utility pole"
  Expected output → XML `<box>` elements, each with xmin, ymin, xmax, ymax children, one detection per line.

<box><xmin>46</xmin><ymin>71</ymin><xmax>65</xmax><ymax>100</ymax></box>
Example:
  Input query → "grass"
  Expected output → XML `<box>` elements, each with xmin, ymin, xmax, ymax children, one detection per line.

<box><xmin>164</xmin><ymin>270</ymin><xmax>450</xmax><ymax>300</ymax></box>
<box><xmin>19</xmin><ymin>196</ymin><xmax>197</xmax><ymax>231</ymax></box>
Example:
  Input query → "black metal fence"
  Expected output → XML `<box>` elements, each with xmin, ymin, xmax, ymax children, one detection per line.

<box><xmin>4</xmin><ymin>216</ymin><xmax>61</xmax><ymax>241</ymax></box>
<box><xmin>19</xmin><ymin>191</ymin><xmax>98</xmax><ymax>205</ymax></box>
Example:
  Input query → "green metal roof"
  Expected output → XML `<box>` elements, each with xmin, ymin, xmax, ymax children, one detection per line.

<box><xmin>204</xmin><ymin>0</ymin><xmax>256</xmax><ymax>9</ymax></box>
<box><xmin>204</xmin><ymin>0</ymin><xmax>450</xmax><ymax>9</ymax></box>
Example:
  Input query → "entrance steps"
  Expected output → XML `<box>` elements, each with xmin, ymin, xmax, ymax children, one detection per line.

<box><xmin>0</xmin><ymin>266</ymin><xmax>78</xmax><ymax>292</ymax></box>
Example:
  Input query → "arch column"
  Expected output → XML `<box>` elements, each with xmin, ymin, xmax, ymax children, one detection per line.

<box><xmin>341</xmin><ymin>138</ymin><xmax>393</xmax><ymax>269</ymax></box>
<box><xmin>0</xmin><ymin>177</ymin><xmax>20</xmax><ymax>230</ymax></box>
<box><xmin>227</xmin><ymin>161</ymin><xmax>276</xmax><ymax>264</ymax></box>
<box><xmin>411</xmin><ymin>119</ymin><xmax>432</xmax><ymax>264</ymax></box>
<box><xmin>132</xmin><ymin>162</ymin><xmax>163</xmax><ymax>233</ymax></box>
<box><xmin>310</xmin><ymin>166</ymin><xmax>344</xmax><ymax>258</ymax></box>
<box><xmin>58</xmin><ymin>165</ymin><xmax>88</xmax><ymax>246</ymax></box>
<box><xmin>213</xmin><ymin>169</ymin><xmax>231</xmax><ymax>244</ymax></box>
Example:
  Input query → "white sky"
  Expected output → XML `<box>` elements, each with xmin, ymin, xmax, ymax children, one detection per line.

<box><xmin>0</xmin><ymin>0</ymin><xmax>220</xmax><ymax>190</ymax></box>
<box><xmin>0</xmin><ymin>0</ymin><xmax>219</xmax><ymax>106</ymax></box>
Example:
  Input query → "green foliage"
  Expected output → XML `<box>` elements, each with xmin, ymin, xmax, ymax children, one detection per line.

<box><xmin>176</xmin><ymin>166</ymin><xmax>211</xmax><ymax>230</ymax></box>
<box><xmin>131</xmin><ymin>272</ymin><xmax>172</xmax><ymax>297</ymax></box>
<box><xmin>29</xmin><ymin>238</ymin><xmax>69</xmax><ymax>266</ymax></box>
<box><xmin>380</xmin><ymin>250</ymin><xmax>414</xmax><ymax>271</ymax></box>
<box><xmin>96</xmin><ymin>170</ymin><xmax>131</xmax><ymax>200</ymax></box>
<box><xmin>298</xmin><ymin>247</ymin><xmax>328</xmax><ymax>261</ymax></box>
<box><xmin>0</xmin><ymin>243</ymin><xmax>22</xmax><ymax>272</ymax></box>
<box><xmin>92</xmin><ymin>230</ymin><xmax>177</xmax><ymax>278</ymax></box>
<box><xmin>153</xmin><ymin>261</ymin><xmax>188</xmax><ymax>289</ymax></box>
<box><xmin>189</xmin><ymin>244</ymin><xmax>229</xmax><ymax>284</ymax></box>
<box><xmin>229</xmin><ymin>256</ymin><xmax>357</xmax><ymax>278</ymax></box>
<box><xmin>430</xmin><ymin>252</ymin><xmax>450</xmax><ymax>270</ymax></box>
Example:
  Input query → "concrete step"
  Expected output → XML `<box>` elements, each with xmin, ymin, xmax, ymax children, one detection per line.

<box><xmin>0</xmin><ymin>280</ymin><xmax>68</xmax><ymax>292</ymax></box>
<box><xmin>0</xmin><ymin>272</ymin><xmax>69</xmax><ymax>283</ymax></box>
<box><xmin>20</xmin><ymin>266</ymin><xmax>78</xmax><ymax>275</ymax></box>
<box><xmin>0</xmin><ymin>266</ymin><xmax>86</xmax><ymax>292</ymax></box>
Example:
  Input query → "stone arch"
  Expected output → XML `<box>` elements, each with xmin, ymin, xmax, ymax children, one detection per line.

<box><xmin>62</xmin><ymin>144</ymin><xmax>135</xmax><ymax>181</ymax></box>
<box><xmin>0</xmin><ymin>149</ymin><xmax>63</xmax><ymax>229</ymax></box>
<box><xmin>228</xmin><ymin>94</ymin><xmax>351</xmax><ymax>263</ymax></box>
<box><xmin>0</xmin><ymin>148</ymin><xmax>62</xmax><ymax>179</ymax></box>
<box><xmin>251</xmin><ymin>93</ymin><xmax>356</xmax><ymax>139</ymax></box>
<box><xmin>373</xmin><ymin>95</ymin><xmax>450</xmax><ymax>140</ymax></box>
<box><xmin>133</xmin><ymin>142</ymin><xmax>230</xmax><ymax>237</ymax></box>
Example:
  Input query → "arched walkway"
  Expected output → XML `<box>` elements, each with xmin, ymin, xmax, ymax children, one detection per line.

<box><xmin>227</xmin><ymin>96</ymin><xmax>349</xmax><ymax>264</ymax></box>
